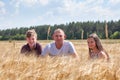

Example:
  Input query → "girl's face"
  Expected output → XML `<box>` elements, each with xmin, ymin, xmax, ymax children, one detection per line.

<box><xmin>87</xmin><ymin>38</ymin><xmax>96</xmax><ymax>49</ymax></box>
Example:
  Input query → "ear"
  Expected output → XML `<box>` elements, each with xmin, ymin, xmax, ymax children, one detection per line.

<box><xmin>64</xmin><ymin>34</ymin><xmax>66</xmax><ymax>39</ymax></box>
<box><xmin>26</xmin><ymin>37</ymin><xmax>28</xmax><ymax>40</ymax></box>
<box><xmin>52</xmin><ymin>34</ymin><xmax>54</xmax><ymax>40</ymax></box>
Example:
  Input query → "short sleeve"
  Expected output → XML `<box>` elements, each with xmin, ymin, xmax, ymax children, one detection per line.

<box><xmin>36</xmin><ymin>43</ymin><xmax>42</xmax><ymax>55</ymax></box>
<box><xmin>41</xmin><ymin>44</ymin><xmax>50</xmax><ymax>56</ymax></box>
<box><xmin>68</xmin><ymin>42</ymin><xmax>77</xmax><ymax>54</ymax></box>
<box><xmin>20</xmin><ymin>45</ymin><xmax>29</xmax><ymax>53</ymax></box>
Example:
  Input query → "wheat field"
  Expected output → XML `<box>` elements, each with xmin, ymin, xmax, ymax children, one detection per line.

<box><xmin>0</xmin><ymin>40</ymin><xmax>120</xmax><ymax>80</ymax></box>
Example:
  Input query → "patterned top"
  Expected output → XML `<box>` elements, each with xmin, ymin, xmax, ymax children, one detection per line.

<box><xmin>90</xmin><ymin>51</ymin><xmax>104</xmax><ymax>59</ymax></box>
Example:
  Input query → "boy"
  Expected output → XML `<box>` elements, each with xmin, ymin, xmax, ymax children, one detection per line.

<box><xmin>20</xmin><ymin>29</ymin><xmax>42</xmax><ymax>56</ymax></box>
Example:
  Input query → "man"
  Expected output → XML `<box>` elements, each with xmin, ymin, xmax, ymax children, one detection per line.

<box><xmin>41</xmin><ymin>28</ymin><xmax>78</xmax><ymax>58</ymax></box>
<box><xmin>20</xmin><ymin>29</ymin><xmax>42</xmax><ymax>56</ymax></box>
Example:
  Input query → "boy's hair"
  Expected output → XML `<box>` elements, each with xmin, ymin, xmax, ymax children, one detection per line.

<box><xmin>26</xmin><ymin>29</ymin><xmax>37</xmax><ymax>38</ymax></box>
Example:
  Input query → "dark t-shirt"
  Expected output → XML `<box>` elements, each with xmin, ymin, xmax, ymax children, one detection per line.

<box><xmin>21</xmin><ymin>43</ymin><xmax>42</xmax><ymax>56</ymax></box>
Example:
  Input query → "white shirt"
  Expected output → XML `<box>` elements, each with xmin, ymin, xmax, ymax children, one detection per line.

<box><xmin>41</xmin><ymin>40</ymin><xmax>76</xmax><ymax>56</ymax></box>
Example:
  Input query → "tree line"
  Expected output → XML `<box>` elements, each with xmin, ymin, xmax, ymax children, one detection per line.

<box><xmin>0</xmin><ymin>20</ymin><xmax>120</xmax><ymax>40</ymax></box>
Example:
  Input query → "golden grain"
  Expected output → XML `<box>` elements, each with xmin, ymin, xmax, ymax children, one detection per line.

<box><xmin>0</xmin><ymin>40</ymin><xmax>120</xmax><ymax>80</ymax></box>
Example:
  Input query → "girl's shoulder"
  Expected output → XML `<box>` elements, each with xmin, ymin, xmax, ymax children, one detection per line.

<box><xmin>99</xmin><ymin>51</ymin><xmax>108</xmax><ymax>58</ymax></box>
<box><xmin>100</xmin><ymin>51</ymin><xmax>106</xmax><ymax>55</ymax></box>
<box><xmin>100</xmin><ymin>51</ymin><xmax>110</xmax><ymax>61</ymax></box>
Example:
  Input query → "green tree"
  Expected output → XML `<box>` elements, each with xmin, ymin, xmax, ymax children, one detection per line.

<box><xmin>110</xmin><ymin>31</ymin><xmax>120</xmax><ymax>39</ymax></box>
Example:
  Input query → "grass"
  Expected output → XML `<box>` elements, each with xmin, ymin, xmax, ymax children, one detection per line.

<box><xmin>0</xmin><ymin>39</ymin><xmax>120</xmax><ymax>80</ymax></box>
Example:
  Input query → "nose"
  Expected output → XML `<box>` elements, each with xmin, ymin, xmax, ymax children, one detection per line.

<box><xmin>57</xmin><ymin>36</ymin><xmax>61</xmax><ymax>39</ymax></box>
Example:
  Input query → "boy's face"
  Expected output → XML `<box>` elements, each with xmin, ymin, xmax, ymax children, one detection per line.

<box><xmin>26</xmin><ymin>36</ymin><xmax>37</xmax><ymax>48</ymax></box>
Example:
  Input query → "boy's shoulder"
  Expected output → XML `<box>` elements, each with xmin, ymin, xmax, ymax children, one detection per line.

<box><xmin>36</xmin><ymin>42</ymin><xmax>41</xmax><ymax>45</ymax></box>
<box><xmin>22</xmin><ymin>43</ymin><xmax>29</xmax><ymax>48</ymax></box>
<box><xmin>35</xmin><ymin>42</ymin><xmax>42</xmax><ymax>48</ymax></box>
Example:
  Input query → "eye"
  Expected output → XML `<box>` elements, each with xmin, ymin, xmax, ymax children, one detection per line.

<box><xmin>55</xmin><ymin>35</ymin><xmax>62</xmax><ymax>37</ymax></box>
<box><xmin>31</xmin><ymin>37</ymin><xmax>35</xmax><ymax>40</ymax></box>
<box><xmin>59</xmin><ymin>35</ymin><xmax>62</xmax><ymax>37</ymax></box>
<box><xmin>55</xmin><ymin>35</ymin><xmax>58</xmax><ymax>37</ymax></box>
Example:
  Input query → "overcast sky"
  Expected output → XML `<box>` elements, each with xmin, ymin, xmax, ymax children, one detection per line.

<box><xmin>0</xmin><ymin>0</ymin><xmax>120</xmax><ymax>29</ymax></box>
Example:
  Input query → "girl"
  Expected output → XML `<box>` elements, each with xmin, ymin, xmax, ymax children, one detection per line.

<box><xmin>87</xmin><ymin>33</ymin><xmax>109</xmax><ymax>61</ymax></box>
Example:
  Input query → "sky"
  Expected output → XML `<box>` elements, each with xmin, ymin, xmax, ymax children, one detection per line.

<box><xmin>0</xmin><ymin>0</ymin><xmax>120</xmax><ymax>30</ymax></box>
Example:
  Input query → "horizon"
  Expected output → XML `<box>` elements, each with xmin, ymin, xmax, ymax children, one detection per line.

<box><xmin>0</xmin><ymin>19</ymin><xmax>119</xmax><ymax>30</ymax></box>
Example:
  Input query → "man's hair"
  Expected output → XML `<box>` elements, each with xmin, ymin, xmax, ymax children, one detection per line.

<box><xmin>26</xmin><ymin>29</ymin><xmax>37</xmax><ymax>38</ymax></box>
<box><xmin>54</xmin><ymin>28</ymin><xmax>65</xmax><ymax>34</ymax></box>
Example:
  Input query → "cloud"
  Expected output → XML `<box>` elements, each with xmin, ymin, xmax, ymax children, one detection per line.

<box><xmin>0</xmin><ymin>1</ymin><xmax>5</xmax><ymax>7</ymax></box>
<box><xmin>0</xmin><ymin>8</ymin><xmax>6</xmax><ymax>15</ymax></box>
<box><xmin>11</xmin><ymin>0</ymin><xmax>50</xmax><ymax>7</ymax></box>
<box><xmin>55</xmin><ymin>0</ymin><xmax>120</xmax><ymax>21</ymax></box>
<box><xmin>108</xmin><ymin>0</ymin><xmax>120</xmax><ymax>5</ymax></box>
<box><xmin>0</xmin><ymin>1</ymin><xmax>6</xmax><ymax>15</ymax></box>
<box><xmin>20</xmin><ymin>0</ymin><xmax>50</xmax><ymax>7</ymax></box>
<box><xmin>9</xmin><ymin>0</ymin><xmax>20</xmax><ymax>16</ymax></box>
<box><xmin>21</xmin><ymin>0</ymin><xmax>38</xmax><ymax>7</ymax></box>
<box><xmin>9</xmin><ymin>0</ymin><xmax>50</xmax><ymax>16</ymax></box>
<box><xmin>38</xmin><ymin>0</ymin><xmax>49</xmax><ymax>6</ymax></box>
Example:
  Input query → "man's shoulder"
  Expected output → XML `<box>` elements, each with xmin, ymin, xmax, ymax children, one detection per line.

<box><xmin>64</xmin><ymin>40</ymin><xmax>73</xmax><ymax>45</ymax></box>
<box><xmin>47</xmin><ymin>41</ymin><xmax>55</xmax><ymax>46</ymax></box>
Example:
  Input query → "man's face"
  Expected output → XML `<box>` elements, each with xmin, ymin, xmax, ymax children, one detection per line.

<box><xmin>53</xmin><ymin>31</ymin><xmax>66</xmax><ymax>44</ymax></box>
<box><xmin>26</xmin><ymin>36</ymin><xmax>37</xmax><ymax>48</ymax></box>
